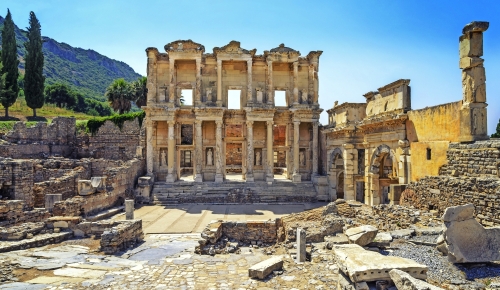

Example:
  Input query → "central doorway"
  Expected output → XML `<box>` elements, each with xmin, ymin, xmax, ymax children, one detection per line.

<box><xmin>226</xmin><ymin>143</ymin><xmax>243</xmax><ymax>181</ymax></box>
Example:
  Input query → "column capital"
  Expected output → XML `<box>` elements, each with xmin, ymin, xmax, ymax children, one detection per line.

<box><xmin>246</xmin><ymin>120</ymin><xmax>254</xmax><ymax>126</ymax></box>
<box><xmin>217</xmin><ymin>59</ymin><xmax>222</xmax><ymax>65</ymax></box>
<box><xmin>215</xmin><ymin>120</ymin><xmax>223</xmax><ymax>126</ymax></box>
<box><xmin>266</xmin><ymin>120</ymin><xmax>274</xmax><ymax>127</ymax></box>
<box><xmin>195</xmin><ymin>120</ymin><xmax>203</xmax><ymax>126</ymax></box>
<box><xmin>167</xmin><ymin>120</ymin><xmax>175</xmax><ymax>126</ymax></box>
<box><xmin>293</xmin><ymin>61</ymin><xmax>299</xmax><ymax>67</ymax></box>
<box><xmin>293</xmin><ymin>120</ymin><xmax>301</xmax><ymax>125</ymax></box>
<box><xmin>312</xmin><ymin>121</ymin><xmax>319</xmax><ymax>127</ymax></box>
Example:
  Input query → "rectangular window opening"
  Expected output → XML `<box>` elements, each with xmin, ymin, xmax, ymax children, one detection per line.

<box><xmin>274</xmin><ymin>90</ymin><xmax>287</xmax><ymax>107</ymax></box>
<box><xmin>181</xmin><ymin>89</ymin><xmax>193</xmax><ymax>106</ymax></box>
<box><xmin>426</xmin><ymin>148</ymin><xmax>431</xmax><ymax>160</ymax></box>
<box><xmin>228</xmin><ymin>90</ymin><xmax>241</xmax><ymax>109</ymax></box>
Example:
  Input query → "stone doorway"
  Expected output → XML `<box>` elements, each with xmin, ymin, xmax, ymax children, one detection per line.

<box><xmin>355</xmin><ymin>181</ymin><xmax>365</xmax><ymax>203</ymax></box>
<box><xmin>179</xmin><ymin>150</ymin><xmax>194</xmax><ymax>181</ymax></box>
<box><xmin>226</xmin><ymin>143</ymin><xmax>243</xmax><ymax>180</ymax></box>
<box><xmin>337</xmin><ymin>172</ymin><xmax>344</xmax><ymax>199</ymax></box>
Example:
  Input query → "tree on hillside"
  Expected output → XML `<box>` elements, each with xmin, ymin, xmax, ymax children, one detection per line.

<box><xmin>0</xmin><ymin>57</ymin><xmax>7</xmax><ymax>104</ymax></box>
<box><xmin>492</xmin><ymin>119</ymin><xmax>500</xmax><ymax>138</ymax></box>
<box><xmin>24</xmin><ymin>11</ymin><xmax>45</xmax><ymax>117</ymax></box>
<box><xmin>44</xmin><ymin>82</ymin><xmax>76</xmax><ymax>108</ymax></box>
<box><xmin>105</xmin><ymin>78</ymin><xmax>134</xmax><ymax>114</ymax></box>
<box><xmin>132</xmin><ymin>76</ymin><xmax>147</xmax><ymax>108</ymax></box>
<box><xmin>1</xmin><ymin>9</ymin><xmax>20</xmax><ymax>118</ymax></box>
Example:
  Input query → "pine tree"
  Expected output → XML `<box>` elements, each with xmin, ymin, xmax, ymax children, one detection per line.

<box><xmin>24</xmin><ymin>11</ymin><xmax>45</xmax><ymax>118</ymax></box>
<box><xmin>492</xmin><ymin>119</ymin><xmax>500</xmax><ymax>138</ymax></box>
<box><xmin>1</xmin><ymin>9</ymin><xmax>19</xmax><ymax>118</ymax></box>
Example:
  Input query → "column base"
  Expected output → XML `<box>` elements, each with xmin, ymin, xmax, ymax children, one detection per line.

<box><xmin>215</xmin><ymin>173</ymin><xmax>224</xmax><ymax>183</ymax></box>
<box><xmin>292</xmin><ymin>173</ymin><xmax>301</xmax><ymax>183</ymax></box>
<box><xmin>194</xmin><ymin>174</ymin><xmax>203</xmax><ymax>182</ymax></box>
<box><xmin>266</xmin><ymin>175</ymin><xmax>274</xmax><ymax>184</ymax></box>
<box><xmin>166</xmin><ymin>173</ymin><xmax>176</xmax><ymax>183</ymax></box>
<box><xmin>216</xmin><ymin>101</ymin><xmax>223</xmax><ymax>107</ymax></box>
<box><xmin>246</xmin><ymin>174</ymin><xmax>254</xmax><ymax>182</ymax></box>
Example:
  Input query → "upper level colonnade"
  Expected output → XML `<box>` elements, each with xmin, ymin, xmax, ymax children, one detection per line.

<box><xmin>145</xmin><ymin>40</ymin><xmax>322</xmax><ymax>110</ymax></box>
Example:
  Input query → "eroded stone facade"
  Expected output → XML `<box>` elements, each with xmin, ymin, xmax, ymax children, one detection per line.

<box><xmin>144</xmin><ymin>40</ymin><xmax>322</xmax><ymax>183</ymax></box>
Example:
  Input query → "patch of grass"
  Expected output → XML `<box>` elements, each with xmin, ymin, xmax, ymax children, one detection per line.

<box><xmin>86</xmin><ymin>111</ymin><xmax>145</xmax><ymax>135</ymax></box>
<box><xmin>0</xmin><ymin>121</ymin><xmax>16</xmax><ymax>134</ymax></box>
<box><xmin>76</xmin><ymin>120</ymin><xmax>88</xmax><ymax>134</ymax></box>
<box><xmin>0</xmin><ymin>98</ymin><xmax>94</xmax><ymax>120</ymax></box>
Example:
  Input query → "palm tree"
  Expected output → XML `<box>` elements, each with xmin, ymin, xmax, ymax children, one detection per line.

<box><xmin>105</xmin><ymin>78</ymin><xmax>134</xmax><ymax>114</ymax></box>
<box><xmin>133</xmin><ymin>76</ymin><xmax>147</xmax><ymax>107</ymax></box>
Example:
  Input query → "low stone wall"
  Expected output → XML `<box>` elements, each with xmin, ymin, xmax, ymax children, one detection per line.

<box><xmin>0</xmin><ymin>222</ymin><xmax>45</xmax><ymax>240</ymax></box>
<box><xmin>221</xmin><ymin>220</ymin><xmax>278</xmax><ymax>243</ymax></box>
<box><xmin>33</xmin><ymin>159</ymin><xmax>91</xmax><ymax>182</ymax></box>
<box><xmin>403</xmin><ymin>176</ymin><xmax>500</xmax><ymax>226</ymax></box>
<box><xmin>439</xmin><ymin>141</ymin><xmax>500</xmax><ymax>178</ymax></box>
<box><xmin>0</xmin><ymin>200</ymin><xmax>50</xmax><ymax>227</ymax></box>
<box><xmin>33</xmin><ymin>167</ymin><xmax>88</xmax><ymax>207</ymax></box>
<box><xmin>52</xmin><ymin>192</ymin><xmax>120</xmax><ymax>217</ymax></box>
<box><xmin>100</xmin><ymin>220</ymin><xmax>143</xmax><ymax>254</ymax></box>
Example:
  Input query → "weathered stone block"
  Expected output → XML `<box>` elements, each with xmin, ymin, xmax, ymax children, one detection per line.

<box><xmin>459</xmin><ymin>32</ymin><xmax>483</xmax><ymax>58</ymax></box>
<box><xmin>389</xmin><ymin>269</ymin><xmax>443</xmax><ymax>290</ymax></box>
<box><xmin>345</xmin><ymin>225</ymin><xmax>378</xmax><ymax>246</ymax></box>
<box><xmin>248</xmin><ymin>256</ymin><xmax>283</xmax><ymax>279</ymax></box>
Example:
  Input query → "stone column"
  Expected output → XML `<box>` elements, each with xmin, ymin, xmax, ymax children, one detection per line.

<box><xmin>194</xmin><ymin>120</ymin><xmax>203</xmax><ymax>182</ymax></box>
<box><xmin>312</xmin><ymin>121</ymin><xmax>319</xmax><ymax>176</ymax></box>
<box><xmin>125</xmin><ymin>199</ymin><xmax>134</xmax><ymax>220</ymax></box>
<box><xmin>146</xmin><ymin>119</ymin><xmax>154</xmax><ymax>175</ymax></box>
<box><xmin>247</xmin><ymin>59</ymin><xmax>253</xmax><ymax>105</ymax></box>
<box><xmin>343</xmin><ymin>144</ymin><xmax>355</xmax><ymax>201</ymax></box>
<box><xmin>296</xmin><ymin>228</ymin><xmax>306</xmax><ymax>263</ymax></box>
<box><xmin>266</xmin><ymin>120</ymin><xmax>274</xmax><ymax>183</ymax></box>
<box><xmin>195</xmin><ymin>58</ymin><xmax>202</xmax><ymax>107</ymax></box>
<box><xmin>292</xmin><ymin>120</ymin><xmax>301</xmax><ymax>183</ymax></box>
<box><xmin>169</xmin><ymin>58</ymin><xmax>176</xmax><ymax>103</ymax></box>
<box><xmin>215</xmin><ymin>120</ymin><xmax>224</xmax><ymax>183</ymax></box>
<box><xmin>267</xmin><ymin>60</ymin><xmax>273</xmax><ymax>105</ymax></box>
<box><xmin>216</xmin><ymin>59</ymin><xmax>222</xmax><ymax>107</ymax></box>
<box><xmin>246</xmin><ymin>120</ymin><xmax>254</xmax><ymax>182</ymax></box>
<box><xmin>166</xmin><ymin>121</ymin><xmax>176</xmax><ymax>182</ymax></box>
<box><xmin>293</xmin><ymin>61</ymin><xmax>299</xmax><ymax>105</ymax></box>
<box><xmin>458</xmin><ymin>21</ymin><xmax>489</xmax><ymax>142</ymax></box>
<box><xmin>308</xmin><ymin>64</ymin><xmax>314</xmax><ymax>104</ymax></box>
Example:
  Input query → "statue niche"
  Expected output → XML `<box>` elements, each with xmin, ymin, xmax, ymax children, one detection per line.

<box><xmin>160</xmin><ymin>148</ymin><xmax>167</xmax><ymax>167</ymax></box>
<box><xmin>206</xmin><ymin>148</ymin><xmax>213</xmax><ymax>166</ymax></box>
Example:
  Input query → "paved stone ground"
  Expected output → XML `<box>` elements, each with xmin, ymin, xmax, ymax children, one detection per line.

<box><xmin>114</xmin><ymin>203</ymin><xmax>326</xmax><ymax>234</ymax></box>
<box><xmin>0</xmin><ymin>233</ymin><xmax>339</xmax><ymax>289</ymax></box>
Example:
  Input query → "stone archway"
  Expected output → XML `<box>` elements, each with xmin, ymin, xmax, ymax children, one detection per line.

<box><xmin>327</xmin><ymin>148</ymin><xmax>344</xmax><ymax>201</ymax></box>
<box><xmin>369</xmin><ymin>144</ymin><xmax>398</xmax><ymax>205</ymax></box>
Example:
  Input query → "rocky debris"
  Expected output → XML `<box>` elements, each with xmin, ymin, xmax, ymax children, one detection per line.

<box><xmin>325</xmin><ymin>234</ymin><xmax>349</xmax><ymax>249</ymax></box>
<box><xmin>332</xmin><ymin>244</ymin><xmax>428</xmax><ymax>283</ymax></box>
<box><xmin>367</xmin><ymin>232</ymin><xmax>393</xmax><ymax>248</ymax></box>
<box><xmin>322</xmin><ymin>202</ymin><xmax>338</xmax><ymax>215</ymax></box>
<box><xmin>248</xmin><ymin>256</ymin><xmax>283</xmax><ymax>279</ymax></box>
<box><xmin>345</xmin><ymin>225</ymin><xmax>378</xmax><ymax>246</ymax></box>
<box><xmin>389</xmin><ymin>269</ymin><xmax>443</xmax><ymax>290</ymax></box>
<box><xmin>390</xmin><ymin>228</ymin><xmax>415</xmax><ymax>239</ymax></box>
<box><xmin>441</xmin><ymin>204</ymin><xmax>500</xmax><ymax>263</ymax></box>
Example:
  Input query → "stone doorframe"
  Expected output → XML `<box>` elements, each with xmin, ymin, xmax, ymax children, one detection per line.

<box><xmin>368</xmin><ymin>144</ymin><xmax>397</xmax><ymax>205</ymax></box>
<box><xmin>224</xmin><ymin>141</ymin><xmax>246</xmax><ymax>180</ymax></box>
<box><xmin>328</xmin><ymin>147</ymin><xmax>344</xmax><ymax>201</ymax></box>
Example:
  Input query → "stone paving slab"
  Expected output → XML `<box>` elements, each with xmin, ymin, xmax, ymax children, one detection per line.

<box><xmin>114</xmin><ymin>203</ymin><xmax>326</xmax><ymax>234</ymax></box>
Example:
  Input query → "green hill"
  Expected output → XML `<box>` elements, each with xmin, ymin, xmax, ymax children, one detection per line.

<box><xmin>0</xmin><ymin>15</ymin><xmax>142</xmax><ymax>101</ymax></box>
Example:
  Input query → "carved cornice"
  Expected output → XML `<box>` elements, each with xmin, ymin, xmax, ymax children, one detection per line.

<box><xmin>213</xmin><ymin>40</ymin><xmax>256</xmax><ymax>57</ymax></box>
<box><xmin>264</xmin><ymin>44</ymin><xmax>301</xmax><ymax>61</ymax></box>
<box><xmin>327</xmin><ymin>102</ymin><xmax>366</xmax><ymax>114</ymax></box>
<box><xmin>378</xmin><ymin>79</ymin><xmax>410</xmax><ymax>94</ymax></box>
<box><xmin>164</xmin><ymin>39</ymin><xmax>205</xmax><ymax>53</ymax></box>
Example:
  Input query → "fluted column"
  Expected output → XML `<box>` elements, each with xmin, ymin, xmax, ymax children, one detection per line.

<box><xmin>146</xmin><ymin>119</ymin><xmax>154</xmax><ymax>175</ymax></box>
<box><xmin>166</xmin><ymin>121</ymin><xmax>176</xmax><ymax>182</ymax></box>
<box><xmin>246</xmin><ymin>120</ymin><xmax>254</xmax><ymax>182</ymax></box>
<box><xmin>292</xmin><ymin>120</ymin><xmax>301</xmax><ymax>183</ymax></box>
<box><xmin>195</xmin><ymin>58</ymin><xmax>202</xmax><ymax>107</ymax></box>
<box><xmin>267</xmin><ymin>60</ymin><xmax>273</xmax><ymax>105</ymax></box>
<box><xmin>215</xmin><ymin>120</ymin><xmax>224</xmax><ymax>182</ymax></box>
<box><xmin>312</xmin><ymin>121</ymin><xmax>318</xmax><ymax>176</ymax></box>
<box><xmin>194</xmin><ymin>120</ymin><xmax>203</xmax><ymax>182</ymax></box>
<box><xmin>247</xmin><ymin>59</ymin><xmax>253</xmax><ymax>106</ymax></box>
<box><xmin>266</xmin><ymin>120</ymin><xmax>274</xmax><ymax>183</ymax></box>
<box><xmin>293</xmin><ymin>61</ymin><xmax>299</xmax><ymax>105</ymax></box>
<box><xmin>216</xmin><ymin>59</ymin><xmax>222</xmax><ymax>107</ymax></box>
<box><xmin>169</xmin><ymin>58</ymin><xmax>175</xmax><ymax>103</ymax></box>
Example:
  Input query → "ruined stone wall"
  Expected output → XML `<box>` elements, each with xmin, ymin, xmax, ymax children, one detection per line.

<box><xmin>0</xmin><ymin>159</ymin><xmax>34</xmax><ymax>208</ymax></box>
<box><xmin>0</xmin><ymin>200</ymin><xmax>50</xmax><ymax>227</ymax></box>
<box><xmin>52</xmin><ymin>158</ymin><xmax>145</xmax><ymax>216</ymax></box>
<box><xmin>100</xmin><ymin>220</ymin><xmax>143</xmax><ymax>254</ymax></box>
<box><xmin>221</xmin><ymin>220</ymin><xmax>277</xmax><ymax>243</ymax></box>
<box><xmin>0</xmin><ymin>117</ymin><xmax>76</xmax><ymax>159</ymax></box>
<box><xmin>33</xmin><ymin>159</ymin><xmax>91</xmax><ymax>182</ymax></box>
<box><xmin>33</xmin><ymin>167</ymin><xmax>88</xmax><ymax>207</ymax></box>
<box><xmin>439</xmin><ymin>141</ymin><xmax>500</xmax><ymax>178</ymax></box>
<box><xmin>77</xmin><ymin>119</ymin><xmax>142</xmax><ymax>161</ymax></box>
<box><xmin>403</xmin><ymin>176</ymin><xmax>500</xmax><ymax>226</ymax></box>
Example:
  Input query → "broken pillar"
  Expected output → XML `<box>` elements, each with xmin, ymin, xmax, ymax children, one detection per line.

<box><xmin>45</xmin><ymin>194</ymin><xmax>62</xmax><ymax>213</ymax></box>
<box><xmin>125</xmin><ymin>199</ymin><xmax>134</xmax><ymax>220</ymax></box>
<box><xmin>458</xmin><ymin>21</ymin><xmax>489</xmax><ymax>142</ymax></box>
<box><xmin>296</xmin><ymin>228</ymin><xmax>306</xmax><ymax>263</ymax></box>
<box><xmin>136</xmin><ymin>175</ymin><xmax>154</xmax><ymax>203</ymax></box>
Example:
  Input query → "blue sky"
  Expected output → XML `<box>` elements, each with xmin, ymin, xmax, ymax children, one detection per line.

<box><xmin>2</xmin><ymin>1</ymin><xmax>499</xmax><ymax>133</ymax></box>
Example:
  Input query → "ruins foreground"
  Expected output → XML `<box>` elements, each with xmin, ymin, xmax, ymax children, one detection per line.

<box><xmin>0</xmin><ymin>21</ymin><xmax>499</xmax><ymax>289</ymax></box>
